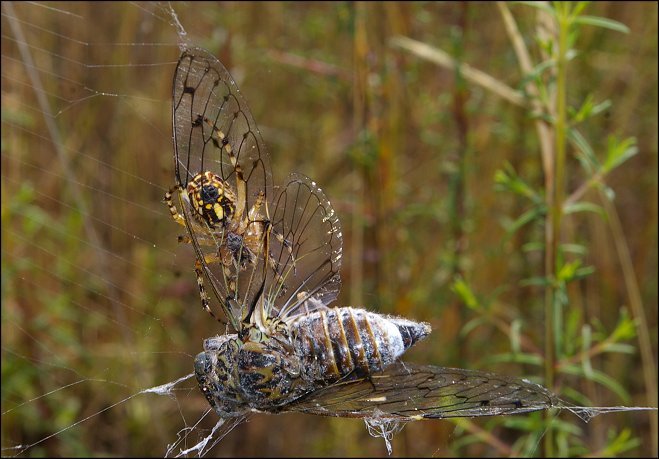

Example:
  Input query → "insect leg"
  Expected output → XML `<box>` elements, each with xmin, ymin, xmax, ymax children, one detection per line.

<box><xmin>164</xmin><ymin>186</ymin><xmax>186</xmax><ymax>227</ymax></box>
<box><xmin>194</xmin><ymin>257</ymin><xmax>227</xmax><ymax>326</ymax></box>
<box><xmin>203</xmin><ymin>116</ymin><xmax>246</xmax><ymax>221</ymax></box>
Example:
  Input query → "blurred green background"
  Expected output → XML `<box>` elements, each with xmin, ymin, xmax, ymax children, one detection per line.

<box><xmin>1</xmin><ymin>1</ymin><xmax>657</xmax><ymax>457</ymax></box>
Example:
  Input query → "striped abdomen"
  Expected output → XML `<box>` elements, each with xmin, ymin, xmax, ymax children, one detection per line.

<box><xmin>290</xmin><ymin>307</ymin><xmax>431</xmax><ymax>384</ymax></box>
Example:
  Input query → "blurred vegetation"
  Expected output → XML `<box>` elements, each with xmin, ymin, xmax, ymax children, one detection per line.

<box><xmin>1</xmin><ymin>1</ymin><xmax>657</xmax><ymax>457</ymax></box>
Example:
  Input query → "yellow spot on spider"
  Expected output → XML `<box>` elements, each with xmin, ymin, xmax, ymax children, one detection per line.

<box><xmin>214</xmin><ymin>204</ymin><xmax>224</xmax><ymax>219</ymax></box>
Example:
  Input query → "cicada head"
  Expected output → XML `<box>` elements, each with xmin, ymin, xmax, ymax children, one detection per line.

<box><xmin>194</xmin><ymin>334</ymin><xmax>247</xmax><ymax>418</ymax></box>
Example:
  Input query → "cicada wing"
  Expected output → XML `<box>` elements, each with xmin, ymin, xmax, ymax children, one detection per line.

<box><xmin>286</xmin><ymin>362</ymin><xmax>559</xmax><ymax>420</ymax></box>
<box><xmin>172</xmin><ymin>47</ymin><xmax>272</xmax><ymax>194</ymax></box>
<box><xmin>265</xmin><ymin>173</ymin><xmax>343</xmax><ymax>320</ymax></box>
<box><xmin>172</xmin><ymin>47</ymin><xmax>273</xmax><ymax>329</ymax></box>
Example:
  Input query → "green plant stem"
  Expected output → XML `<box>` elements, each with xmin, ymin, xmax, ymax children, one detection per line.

<box><xmin>553</xmin><ymin>3</ymin><xmax>570</xmax><ymax>363</ymax></box>
<box><xmin>545</xmin><ymin>3</ymin><xmax>570</xmax><ymax>457</ymax></box>
<box><xmin>544</xmin><ymin>4</ymin><xmax>571</xmax><ymax>457</ymax></box>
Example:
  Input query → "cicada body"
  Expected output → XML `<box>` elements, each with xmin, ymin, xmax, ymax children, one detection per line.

<box><xmin>194</xmin><ymin>307</ymin><xmax>431</xmax><ymax>418</ymax></box>
<box><xmin>290</xmin><ymin>307</ymin><xmax>431</xmax><ymax>382</ymax></box>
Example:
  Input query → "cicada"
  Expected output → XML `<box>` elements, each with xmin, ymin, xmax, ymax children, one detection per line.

<box><xmin>166</xmin><ymin>46</ymin><xmax>558</xmax><ymax>438</ymax></box>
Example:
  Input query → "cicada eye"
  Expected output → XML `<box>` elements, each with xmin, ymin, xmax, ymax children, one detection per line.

<box><xmin>194</xmin><ymin>351</ymin><xmax>213</xmax><ymax>377</ymax></box>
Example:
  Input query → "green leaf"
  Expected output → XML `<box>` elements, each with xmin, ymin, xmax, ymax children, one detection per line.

<box><xmin>574</xmin><ymin>265</ymin><xmax>595</xmax><ymax>279</ymax></box>
<box><xmin>560</xmin><ymin>243</ymin><xmax>588</xmax><ymax>255</ymax></box>
<box><xmin>451</xmin><ymin>277</ymin><xmax>479</xmax><ymax>310</ymax></box>
<box><xmin>581</xmin><ymin>324</ymin><xmax>593</xmax><ymax>379</ymax></box>
<box><xmin>570</xmin><ymin>2</ymin><xmax>590</xmax><ymax>19</ymax></box>
<box><xmin>510</xmin><ymin>319</ymin><xmax>522</xmax><ymax>354</ymax></box>
<box><xmin>602</xmin><ymin>428</ymin><xmax>642</xmax><ymax>455</ymax></box>
<box><xmin>520</xmin><ymin>276</ymin><xmax>551</xmax><ymax>287</ymax></box>
<box><xmin>558</xmin><ymin>260</ymin><xmax>585</xmax><ymax>282</ymax></box>
<box><xmin>563</xmin><ymin>201</ymin><xmax>604</xmax><ymax>217</ymax></box>
<box><xmin>603</xmin><ymin>136</ymin><xmax>638</xmax><ymax>173</ymax></box>
<box><xmin>561</xmin><ymin>364</ymin><xmax>631</xmax><ymax>402</ymax></box>
<box><xmin>494</xmin><ymin>163</ymin><xmax>542</xmax><ymax>202</ymax></box>
<box><xmin>561</xmin><ymin>385</ymin><xmax>593</xmax><ymax>407</ymax></box>
<box><xmin>514</xmin><ymin>1</ymin><xmax>555</xmax><ymax>16</ymax></box>
<box><xmin>504</xmin><ymin>206</ymin><xmax>546</xmax><ymax>235</ymax></box>
<box><xmin>520</xmin><ymin>57</ymin><xmax>556</xmax><ymax>90</ymax></box>
<box><xmin>483</xmin><ymin>352</ymin><xmax>544</xmax><ymax>366</ymax></box>
<box><xmin>460</xmin><ymin>316</ymin><xmax>489</xmax><ymax>337</ymax></box>
<box><xmin>600</xmin><ymin>343</ymin><xmax>636</xmax><ymax>354</ymax></box>
<box><xmin>569</xmin><ymin>128</ymin><xmax>598</xmax><ymax>174</ymax></box>
<box><xmin>570</xmin><ymin>94</ymin><xmax>612</xmax><ymax>124</ymax></box>
<box><xmin>568</xmin><ymin>93</ymin><xmax>594</xmax><ymax>123</ymax></box>
<box><xmin>590</xmin><ymin>99</ymin><xmax>612</xmax><ymax>117</ymax></box>
<box><xmin>611</xmin><ymin>308</ymin><xmax>637</xmax><ymax>341</ymax></box>
<box><xmin>522</xmin><ymin>241</ymin><xmax>544</xmax><ymax>253</ymax></box>
<box><xmin>573</xmin><ymin>15</ymin><xmax>630</xmax><ymax>34</ymax></box>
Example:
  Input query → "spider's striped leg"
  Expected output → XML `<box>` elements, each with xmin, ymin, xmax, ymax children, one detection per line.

<box><xmin>164</xmin><ymin>185</ymin><xmax>186</xmax><ymax>227</ymax></box>
<box><xmin>203</xmin><ymin>116</ymin><xmax>247</xmax><ymax>221</ymax></box>
<box><xmin>194</xmin><ymin>256</ymin><xmax>227</xmax><ymax>325</ymax></box>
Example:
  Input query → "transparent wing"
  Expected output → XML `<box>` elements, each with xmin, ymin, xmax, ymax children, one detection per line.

<box><xmin>172</xmin><ymin>47</ymin><xmax>272</xmax><ymax>330</ymax></box>
<box><xmin>286</xmin><ymin>362</ymin><xmax>559</xmax><ymax>420</ymax></box>
<box><xmin>173</xmin><ymin>47</ymin><xmax>272</xmax><ymax>193</ymax></box>
<box><xmin>263</xmin><ymin>173</ymin><xmax>343</xmax><ymax>320</ymax></box>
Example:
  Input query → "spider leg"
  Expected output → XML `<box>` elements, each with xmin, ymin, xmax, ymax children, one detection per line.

<box><xmin>164</xmin><ymin>186</ymin><xmax>186</xmax><ymax>227</ymax></box>
<box><xmin>194</xmin><ymin>256</ymin><xmax>229</xmax><ymax>325</ymax></box>
<box><xmin>179</xmin><ymin>233</ymin><xmax>226</xmax><ymax>248</ymax></box>
<box><xmin>203</xmin><ymin>116</ymin><xmax>247</xmax><ymax>221</ymax></box>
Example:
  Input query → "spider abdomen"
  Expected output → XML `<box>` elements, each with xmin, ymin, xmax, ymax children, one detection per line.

<box><xmin>290</xmin><ymin>307</ymin><xmax>431</xmax><ymax>384</ymax></box>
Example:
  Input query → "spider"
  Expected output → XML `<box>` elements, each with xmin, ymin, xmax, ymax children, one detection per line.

<box><xmin>164</xmin><ymin>115</ymin><xmax>292</xmax><ymax>326</ymax></box>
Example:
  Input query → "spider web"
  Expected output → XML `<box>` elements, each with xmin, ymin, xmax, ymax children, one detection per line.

<box><xmin>1</xmin><ymin>2</ymin><xmax>277</xmax><ymax>457</ymax></box>
<box><xmin>1</xmin><ymin>3</ymin><xmax>400</xmax><ymax>457</ymax></box>
<box><xmin>1</xmin><ymin>2</ymin><xmax>656</xmax><ymax>458</ymax></box>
